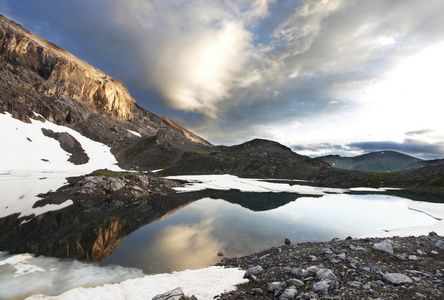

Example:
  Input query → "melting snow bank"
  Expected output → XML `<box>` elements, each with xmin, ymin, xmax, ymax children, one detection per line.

<box><xmin>372</xmin><ymin>201</ymin><xmax>444</xmax><ymax>238</ymax></box>
<box><xmin>0</xmin><ymin>112</ymin><xmax>122</xmax><ymax>174</ymax></box>
<box><xmin>0</xmin><ymin>252</ymin><xmax>144</xmax><ymax>300</ymax></box>
<box><xmin>0</xmin><ymin>252</ymin><xmax>247</xmax><ymax>300</ymax></box>
<box><xmin>165</xmin><ymin>174</ymin><xmax>392</xmax><ymax>195</ymax></box>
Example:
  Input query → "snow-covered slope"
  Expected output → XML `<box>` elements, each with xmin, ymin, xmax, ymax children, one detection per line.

<box><xmin>0</xmin><ymin>112</ymin><xmax>122</xmax><ymax>175</ymax></box>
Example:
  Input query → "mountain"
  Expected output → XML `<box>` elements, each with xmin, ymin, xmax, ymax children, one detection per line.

<box><xmin>1</xmin><ymin>14</ymin><xmax>443</xmax><ymax>191</ymax></box>
<box><xmin>0</xmin><ymin>14</ymin><xmax>212</xmax><ymax>172</ymax></box>
<box><xmin>317</xmin><ymin>151</ymin><xmax>422</xmax><ymax>172</ymax></box>
<box><xmin>0</xmin><ymin>14</ymin><xmax>329</xmax><ymax>179</ymax></box>
<box><xmin>402</xmin><ymin>158</ymin><xmax>444</xmax><ymax>170</ymax></box>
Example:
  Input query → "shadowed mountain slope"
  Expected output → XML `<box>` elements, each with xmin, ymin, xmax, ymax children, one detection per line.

<box><xmin>317</xmin><ymin>151</ymin><xmax>422</xmax><ymax>172</ymax></box>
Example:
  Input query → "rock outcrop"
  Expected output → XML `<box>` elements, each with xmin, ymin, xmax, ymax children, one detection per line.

<box><xmin>0</xmin><ymin>14</ymin><xmax>134</xmax><ymax>122</ymax></box>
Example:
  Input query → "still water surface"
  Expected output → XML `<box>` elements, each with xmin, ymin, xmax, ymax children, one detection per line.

<box><xmin>103</xmin><ymin>193</ymin><xmax>437</xmax><ymax>274</ymax></box>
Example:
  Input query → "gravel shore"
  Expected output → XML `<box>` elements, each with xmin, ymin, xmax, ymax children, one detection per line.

<box><xmin>215</xmin><ymin>233</ymin><xmax>444</xmax><ymax>299</ymax></box>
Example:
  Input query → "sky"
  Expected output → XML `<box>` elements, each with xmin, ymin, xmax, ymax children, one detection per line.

<box><xmin>2</xmin><ymin>0</ymin><xmax>444</xmax><ymax>159</ymax></box>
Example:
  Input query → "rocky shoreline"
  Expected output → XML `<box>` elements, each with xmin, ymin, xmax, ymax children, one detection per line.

<box><xmin>210</xmin><ymin>233</ymin><xmax>444</xmax><ymax>299</ymax></box>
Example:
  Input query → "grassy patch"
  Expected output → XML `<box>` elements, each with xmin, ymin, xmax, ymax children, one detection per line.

<box><xmin>124</xmin><ymin>136</ymin><xmax>156</xmax><ymax>159</ymax></box>
<box><xmin>90</xmin><ymin>169</ymin><xmax>135</xmax><ymax>179</ymax></box>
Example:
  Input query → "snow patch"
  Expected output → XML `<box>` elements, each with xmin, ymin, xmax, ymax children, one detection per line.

<box><xmin>127</xmin><ymin>130</ymin><xmax>141</xmax><ymax>137</ymax></box>
<box><xmin>0</xmin><ymin>112</ymin><xmax>122</xmax><ymax>174</ymax></box>
<box><xmin>0</xmin><ymin>176</ymin><xmax>73</xmax><ymax>219</ymax></box>
<box><xmin>27</xmin><ymin>266</ymin><xmax>247</xmax><ymax>300</ymax></box>
<box><xmin>166</xmin><ymin>174</ymin><xmax>345</xmax><ymax>195</ymax></box>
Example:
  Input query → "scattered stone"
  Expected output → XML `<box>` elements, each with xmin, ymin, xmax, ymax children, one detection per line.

<box><xmin>285</xmin><ymin>238</ymin><xmax>292</xmax><ymax>245</ymax></box>
<box><xmin>347</xmin><ymin>281</ymin><xmax>363</xmax><ymax>288</ymax></box>
<box><xmin>417</xmin><ymin>249</ymin><xmax>425</xmax><ymax>255</ymax></box>
<box><xmin>251</xmin><ymin>288</ymin><xmax>263</xmax><ymax>296</ymax></box>
<box><xmin>431</xmin><ymin>250</ymin><xmax>439</xmax><ymax>255</ymax></box>
<box><xmin>218</xmin><ymin>235</ymin><xmax>444</xmax><ymax>299</ymax></box>
<box><xmin>312</xmin><ymin>280</ymin><xmax>331</xmax><ymax>295</ymax></box>
<box><xmin>217</xmin><ymin>251</ymin><xmax>224</xmax><ymax>256</ymax></box>
<box><xmin>316</xmin><ymin>268</ymin><xmax>338</xmax><ymax>281</ymax></box>
<box><xmin>373</xmin><ymin>239</ymin><xmax>394</xmax><ymax>254</ymax></box>
<box><xmin>244</xmin><ymin>265</ymin><xmax>263</xmax><ymax>281</ymax></box>
<box><xmin>396</xmin><ymin>253</ymin><xmax>408</xmax><ymax>260</ymax></box>
<box><xmin>152</xmin><ymin>287</ymin><xmax>186</xmax><ymax>300</ymax></box>
<box><xmin>290</xmin><ymin>267</ymin><xmax>306</xmax><ymax>279</ymax></box>
<box><xmin>350</xmin><ymin>244</ymin><xmax>366</xmax><ymax>251</ymax></box>
<box><xmin>268</xmin><ymin>281</ymin><xmax>286</xmax><ymax>296</ymax></box>
<box><xmin>280</xmin><ymin>287</ymin><xmax>298</xmax><ymax>299</ymax></box>
<box><xmin>383</xmin><ymin>273</ymin><xmax>413</xmax><ymax>285</ymax></box>
<box><xmin>287</xmin><ymin>278</ymin><xmax>304</xmax><ymax>288</ymax></box>
<box><xmin>321</xmin><ymin>248</ymin><xmax>333</xmax><ymax>255</ymax></box>
<box><xmin>435</xmin><ymin>240</ymin><xmax>444</xmax><ymax>250</ymax></box>
<box><xmin>409</xmin><ymin>255</ymin><xmax>418</xmax><ymax>260</ymax></box>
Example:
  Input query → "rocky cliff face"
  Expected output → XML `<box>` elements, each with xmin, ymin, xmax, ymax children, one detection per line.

<box><xmin>0</xmin><ymin>14</ymin><xmax>134</xmax><ymax>121</ymax></box>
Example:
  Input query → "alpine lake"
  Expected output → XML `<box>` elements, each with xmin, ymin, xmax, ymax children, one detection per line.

<box><xmin>1</xmin><ymin>175</ymin><xmax>443</xmax><ymax>275</ymax></box>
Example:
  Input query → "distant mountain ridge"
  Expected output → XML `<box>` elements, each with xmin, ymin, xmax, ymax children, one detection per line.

<box><xmin>317</xmin><ymin>151</ymin><xmax>423</xmax><ymax>172</ymax></box>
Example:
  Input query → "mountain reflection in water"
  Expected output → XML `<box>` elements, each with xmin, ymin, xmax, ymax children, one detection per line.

<box><xmin>0</xmin><ymin>178</ymin><xmax>443</xmax><ymax>275</ymax></box>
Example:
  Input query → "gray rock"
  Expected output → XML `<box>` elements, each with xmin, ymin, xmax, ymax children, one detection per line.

<box><xmin>347</xmin><ymin>281</ymin><xmax>363</xmax><ymax>288</ymax></box>
<box><xmin>299</xmin><ymin>292</ymin><xmax>319</xmax><ymax>299</ymax></box>
<box><xmin>152</xmin><ymin>287</ymin><xmax>185</xmax><ymax>300</ymax></box>
<box><xmin>217</xmin><ymin>251</ymin><xmax>224</xmax><ymax>256</ymax></box>
<box><xmin>396</xmin><ymin>253</ymin><xmax>408</xmax><ymax>260</ymax></box>
<box><xmin>321</xmin><ymin>248</ymin><xmax>333</xmax><ymax>255</ymax></box>
<box><xmin>285</xmin><ymin>238</ymin><xmax>292</xmax><ymax>245</ymax></box>
<box><xmin>383</xmin><ymin>273</ymin><xmax>413</xmax><ymax>285</ymax></box>
<box><xmin>350</xmin><ymin>244</ymin><xmax>366</xmax><ymax>251</ymax></box>
<box><xmin>435</xmin><ymin>240</ymin><xmax>444</xmax><ymax>250</ymax></box>
<box><xmin>247</xmin><ymin>265</ymin><xmax>263</xmax><ymax>275</ymax></box>
<box><xmin>312</xmin><ymin>280</ymin><xmax>331</xmax><ymax>295</ymax></box>
<box><xmin>316</xmin><ymin>268</ymin><xmax>338</xmax><ymax>281</ymax></box>
<box><xmin>306</xmin><ymin>266</ymin><xmax>322</xmax><ymax>277</ymax></box>
<box><xmin>290</xmin><ymin>267</ymin><xmax>306</xmax><ymax>278</ymax></box>
<box><xmin>287</xmin><ymin>278</ymin><xmax>304</xmax><ymax>288</ymax></box>
<box><xmin>251</xmin><ymin>288</ymin><xmax>263</xmax><ymax>296</ymax></box>
<box><xmin>373</xmin><ymin>239</ymin><xmax>394</xmax><ymax>254</ymax></box>
<box><xmin>336</xmin><ymin>252</ymin><xmax>346</xmax><ymax>260</ymax></box>
<box><xmin>409</xmin><ymin>255</ymin><xmax>418</xmax><ymax>260</ymax></box>
<box><xmin>268</xmin><ymin>281</ymin><xmax>286</xmax><ymax>296</ymax></box>
<box><xmin>280</xmin><ymin>286</ymin><xmax>298</xmax><ymax>299</ymax></box>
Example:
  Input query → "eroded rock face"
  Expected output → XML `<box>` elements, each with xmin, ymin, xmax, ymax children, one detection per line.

<box><xmin>0</xmin><ymin>14</ymin><xmax>134</xmax><ymax>122</ymax></box>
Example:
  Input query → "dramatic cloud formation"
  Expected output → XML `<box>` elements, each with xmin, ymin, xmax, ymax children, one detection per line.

<box><xmin>2</xmin><ymin>0</ymin><xmax>444</xmax><ymax>158</ymax></box>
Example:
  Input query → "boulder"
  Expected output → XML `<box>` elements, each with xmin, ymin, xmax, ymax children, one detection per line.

<box><xmin>373</xmin><ymin>239</ymin><xmax>394</xmax><ymax>254</ymax></box>
<box><xmin>152</xmin><ymin>287</ymin><xmax>186</xmax><ymax>300</ymax></box>
<box><xmin>383</xmin><ymin>273</ymin><xmax>413</xmax><ymax>285</ymax></box>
